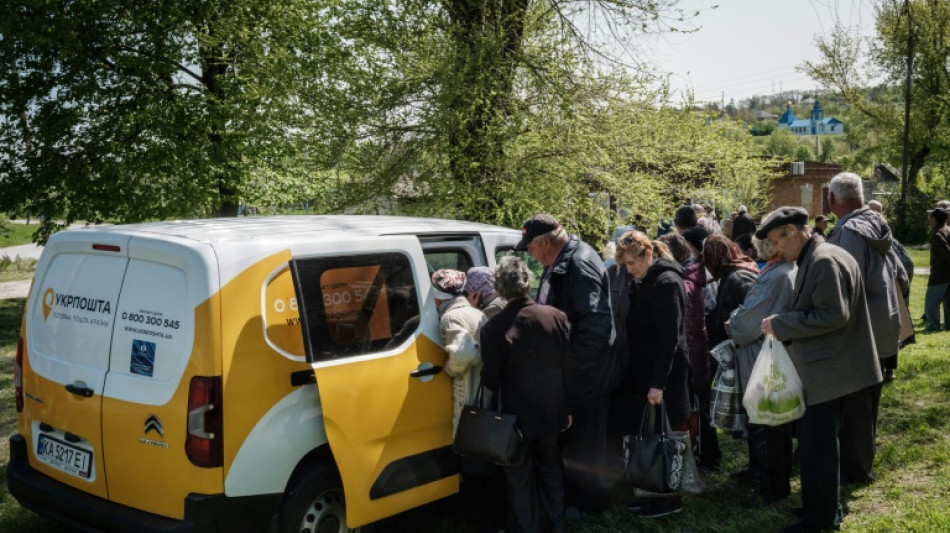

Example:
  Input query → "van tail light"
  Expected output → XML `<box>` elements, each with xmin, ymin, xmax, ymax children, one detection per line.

<box><xmin>15</xmin><ymin>336</ymin><xmax>24</xmax><ymax>412</ymax></box>
<box><xmin>186</xmin><ymin>376</ymin><xmax>223</xmax><ymax>468</ymax></box>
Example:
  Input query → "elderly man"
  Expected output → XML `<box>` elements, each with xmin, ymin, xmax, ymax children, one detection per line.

<box><xmin>515</xmin><ymin>214</ymin><xmax>616</xmax><ymax>516</ymax></box>
<box><xmin>758</xmin><ymin>207</ymin><xmax>882</xmax><ymax>533</ymax></box>
<box><xmin>826</xmin><ymin>172</ymin><xmax>899</xmax><ymax>486</ymax></box>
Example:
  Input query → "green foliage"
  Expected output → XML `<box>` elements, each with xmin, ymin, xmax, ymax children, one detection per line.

<box><xmin>803</xmin><ymin>0</ymin><xmax>950</xmax><ymax>232</ymax></box>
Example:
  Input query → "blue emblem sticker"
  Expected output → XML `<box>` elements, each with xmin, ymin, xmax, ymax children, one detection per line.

<box><xmin>130</xmin><ymin>340</ymin><xmax>156</xmax><ymax>377</ymax></box>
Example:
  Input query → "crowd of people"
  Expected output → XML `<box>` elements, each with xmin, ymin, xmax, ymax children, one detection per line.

<box><xmin>430</xmin><ymin>172</ymin><xmax>949</xmax><ymax>533</ymax></box>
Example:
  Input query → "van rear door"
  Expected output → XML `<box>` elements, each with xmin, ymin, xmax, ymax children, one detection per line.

<box><xmin>23</xmin><ymin>233</ymin><xmax>130</xmax><ymax>499</ymax></box>
<box><xmin>289</xmin><ymin>236</ymin><xmax>456</xmax><ymax>528</ymax></box>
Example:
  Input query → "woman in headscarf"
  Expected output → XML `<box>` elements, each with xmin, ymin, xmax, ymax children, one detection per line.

<box><xmin>465</xmin><ymin>266</ymin><xmax>507</xmax><ymax>319</ymax></box>
<box><xmin>430</xmin><ymin>269</ymin><xmax>504</xmax><ymax>533</ymax></box>
<box><xmin>614</xmin><ymin>230</ymin><xmax>691</xmax><ymax>518</ymax></box>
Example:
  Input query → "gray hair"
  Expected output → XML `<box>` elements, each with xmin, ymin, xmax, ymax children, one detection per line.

<box><xmin>829</xmin><ymin>172</ymin><xmax>864</xmax><ymax>202</ymax></box>
<box><xmin>538</xmin><ymin>225</ymin><xmax>569</xmax><ymax>245</ymax></box>
<box><xmin>494</xmin><ymin>256</ymin><xmax>535</xmax><ymax>300</ymax></box>
<box><xmin>753</xmin><ymin>235</ymin><xmax>775</xmax><ymax>260</ymax></box>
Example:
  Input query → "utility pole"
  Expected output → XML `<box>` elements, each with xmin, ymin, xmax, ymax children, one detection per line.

<box><xmin>899</xmin><ymin>0</ymin><xmax>915</xmax><ymax>233</ymax></box>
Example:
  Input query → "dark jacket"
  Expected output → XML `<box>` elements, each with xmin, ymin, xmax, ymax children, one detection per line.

<box><xmin>607</xmin><ymin>263</ymin><xmax>631</xmax><ymax>379</ymax></box>
<box><xmin>707</xmin><ymin>267</ymin><xmax>757</xmax><ymax>348</ymax></box>
<box><xmin>827</xmin><ymin>206</ymin><xmax>903</xmax><ymax>358</ymax></box>
<box><xmin>771</xmin><ymin>237</ymin><xmax>882</xmax><ymax>406</ymax></box>
<box><xmin>541</xmin><ymin>236</ymin><xmax>617</xmax><ymax>408</ymax></box>
<box><xmin>681</xmin><ymin>259</ymin><xmax>710</xmax><ymax>388</ymax></box>
<box><xmin>480</xmin><ymin>298</ymin><xmax>572</xmax><ymax>439</ymax></box>
<box><xmin>612</xmin><ymin>258</ymin><xmax>691</xmax><ymax>434</ymax></box>
<box><xmin>732</xmin><ymin>212</ymin><xmax>757</xmax><ymax>239</ymax></box>
<box><xmin>929</xmin><ymin>225</ymin><xmax>950</xmax><ymax>286</ymax></box>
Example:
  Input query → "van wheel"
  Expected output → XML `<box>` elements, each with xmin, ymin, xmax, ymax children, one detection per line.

<box><xmin>280</xmin><ymin>464</ymin><xmax>365</xmax><ymax>533</ymax></box>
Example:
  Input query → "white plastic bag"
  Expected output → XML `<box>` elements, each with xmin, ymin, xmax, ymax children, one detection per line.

<box><xmin>742</xmin><ymin>334</ymin><xmax>805</xmax><ymax>426</ymax></box>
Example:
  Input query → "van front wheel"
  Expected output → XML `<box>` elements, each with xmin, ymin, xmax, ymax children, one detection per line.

<box><xmin>280</xmin><ymin>463</ymin><xmax>366</xmax><ymax>533</ymax></box>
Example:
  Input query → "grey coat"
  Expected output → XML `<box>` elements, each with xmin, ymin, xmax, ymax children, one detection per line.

<box><xmin>827</xmin><ymin>206</ymin><xmax>902</xmax><ymax>358</ymax></box>
<box><xmin>770</xmin><ymin>238</ymin><xmax>883</xmax><ymax>406</ymax></box>
<box><xmin>729</xmin><ymin>260</ymin><xmax>797</xmax><ymax>393</ymax></box>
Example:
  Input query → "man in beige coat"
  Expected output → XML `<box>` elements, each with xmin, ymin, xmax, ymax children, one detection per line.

<box><xmin>758</xmin><ymin>207</ymin><xmax>882</xmax><ymax>533</ymax></box>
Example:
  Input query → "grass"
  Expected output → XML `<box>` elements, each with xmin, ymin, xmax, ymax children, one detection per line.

<box><xmin>0</xmin><ymin>257</ymin><xmax>38</xmax><ymax>283</ymax></box>
<box><xmin>2</xmin><ymin>263</ymin><xmax>949</xmax><ymax>532</ymax></box>
<box><xmin>0</xmin><ymin>223</ymin><xmax>40</xmax><ymax>248</ymax></box>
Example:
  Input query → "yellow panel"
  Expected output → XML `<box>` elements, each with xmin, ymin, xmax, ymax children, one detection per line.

<box><xmin>315</xmin><ymin>334</ymin><xmax>458</xmax><ymax>527</ymax></box>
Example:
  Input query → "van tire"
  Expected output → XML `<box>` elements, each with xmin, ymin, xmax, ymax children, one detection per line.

<box><xmin>279</xmin><ymin>463</ymin><xmax>369</xmax><ymax>533</ymax></box>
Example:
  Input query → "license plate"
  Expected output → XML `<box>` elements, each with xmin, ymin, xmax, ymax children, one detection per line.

<box><xmin>36</xmin><ymin>434</ymin><xmax>93</xmax><ymax>479</ymax></box>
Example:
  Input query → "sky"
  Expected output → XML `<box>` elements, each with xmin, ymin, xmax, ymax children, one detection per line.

<box><xmin>640</xmin><ymin>0</ymin><xmax>878</xmax><ymax>104</ymax></box>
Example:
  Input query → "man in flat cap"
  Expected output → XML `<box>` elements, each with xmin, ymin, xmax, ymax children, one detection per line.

<box><xmin>514</xmin><ymin>214</ymin><xmax>616</xmax><ymax>516</ymax></box>
<box><xmin>758</xmin><ymin>206</ymin><xmax>881</xmax><ymax>533</ymax></box>
<box><xmin>826</xmin><ymin>172</ymin><xmax>898</xmax><ymax>487</ymax></box>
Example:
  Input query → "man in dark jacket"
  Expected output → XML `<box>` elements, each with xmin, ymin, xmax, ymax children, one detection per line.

<box><xmin>826</xmin><ymin>172</ymin><xmax>898</xmax><ymax>485</ymax></box>
<box><xmin>481</xmin><ymin>256</ymin><xmax>572</xmax><ymax>533</ymax></box>
<box><xmin>732</xmin><ymin>205</ymin><xmax>757</xmax><ymax>239</ymax></box>
<box><xmin>759</xmin><ymin>207</ymin><xmax>882</xmax><ymax>533</ymax></box>
<box><xmin>515</xmin><ymin>214</ymin><xmax>616</xmax><ymax>515</ymax></box>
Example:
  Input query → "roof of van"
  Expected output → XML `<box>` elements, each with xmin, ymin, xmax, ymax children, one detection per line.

<box><xmin>67</xmin><ymin>215</ymin><xmax>518</xmax><ymax>243</ymax></box>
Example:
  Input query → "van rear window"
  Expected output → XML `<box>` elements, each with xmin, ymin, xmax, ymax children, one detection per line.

<box><xmin>292</xmin><ymin>253</ymin><xmax>420</xmax><ymax>362</ymax></box>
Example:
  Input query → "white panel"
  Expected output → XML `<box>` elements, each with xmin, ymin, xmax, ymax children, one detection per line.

<box><xmin>103</xmin><ymin>237</ymin><xmax>216</xmax><ymax>405</ymax></box>
<box><xmin>224</xmin><ymin>386</ymin><xmax>328</xmax><ymax>496</ymax></box>
<box><xmin>28</xmin><ymin>251</ymin><xmax>128</xmax><ymax>389</ymax></box>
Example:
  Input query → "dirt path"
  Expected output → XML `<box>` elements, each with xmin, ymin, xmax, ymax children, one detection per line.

<box><xmin>0</xmin><ymin>280</ymin><xmax>30</xmax><ymax>300</ymax></box>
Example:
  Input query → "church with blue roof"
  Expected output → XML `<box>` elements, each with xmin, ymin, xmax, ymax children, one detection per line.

<box><xmin>777</xmin><ymin>100</ymin><xmax>844</xmax><ymax>136</ymax></box>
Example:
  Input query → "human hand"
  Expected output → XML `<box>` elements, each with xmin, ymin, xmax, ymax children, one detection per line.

<box><xmin>761</xmin><ymin>316</ymin><xmax>774</xmax><ymax>335</ymax></box>
<box><xmin>647</xmin><ymin>388</ymin><xmax>663</xmax><ymax>405</ymax></box>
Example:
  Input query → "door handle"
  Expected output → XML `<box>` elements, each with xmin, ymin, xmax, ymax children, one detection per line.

<box><xmin>65</xmin><ymin>381</ymin><xmax>94</xmax><ymax>398</ymax></box>
<box><xmin>409</xmin><ymin>362</ymin><xmax>442</xmax><ymax>382</ymax></box>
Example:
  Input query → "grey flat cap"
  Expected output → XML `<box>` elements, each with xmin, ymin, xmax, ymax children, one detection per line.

<box><xmin>755</xmin><ymin>206</ymin><xmax>810</xmax><ymax>239</ymax></box>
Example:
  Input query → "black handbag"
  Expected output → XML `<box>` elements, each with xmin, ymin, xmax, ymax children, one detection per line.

<box><xmin>453</xmin><ymin>385</ymin><xmax>523</xmax><ymax>466</ymax></box>
<box><xmin>623</xmin><ymin>402</ymin><xmax>689</xmax><ymax>493</ymax></box>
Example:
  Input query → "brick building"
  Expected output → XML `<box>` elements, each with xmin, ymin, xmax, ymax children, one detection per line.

<box><xmin>767</xmin><ymin>161</ymin><xmax>843</xmax><ymax>218</ymax></box>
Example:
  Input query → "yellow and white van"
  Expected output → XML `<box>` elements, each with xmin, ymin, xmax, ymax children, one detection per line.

<box><xmin>8</xmin><ymin>215</ymin><xmax>523</xmax><ymax>532</ymax></box>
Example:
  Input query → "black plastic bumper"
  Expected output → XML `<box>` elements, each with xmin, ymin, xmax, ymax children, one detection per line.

<box><xmin>6</xmin><ymin>434</ymin><xmax>281</xmax><ymax>533</ymax></box>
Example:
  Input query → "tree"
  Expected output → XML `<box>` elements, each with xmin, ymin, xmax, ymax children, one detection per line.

<box><xmin>0</xmin><ymin>1</ymin><xmax>374</xmax><ymax>239</ymax></box>
<box><xmin>803</xmin><ymin>0</ymin><xmax>950</xmax><ymax>240</ymax></box>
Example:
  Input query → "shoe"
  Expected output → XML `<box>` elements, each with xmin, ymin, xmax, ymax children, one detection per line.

<box><xmin>841</xmin><ymin>474</ymin><xmax>875</xmax><ymax>486</ymax></box>
<box><xmin>883</xmin><ymin>369</ymin><xmax>894</xmax><ymax>384</ymax></box>
<box><xmin>625</xmin><ymin>497</ymin><xmax>655</xmax><ymax>512</ymax></box>
<box><xmin>636</xmin><ymin>498</ymin><xmax>683</xmax><ymax>518</ymax></box>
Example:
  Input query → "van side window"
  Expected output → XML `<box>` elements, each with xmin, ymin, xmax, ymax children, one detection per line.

<box><xmin>423</xmin><ymin>251</ymin><xmax>473</xmax><ymax>274</ymax></box>
<box><xmin>495</xmin><ymin>248</ymin><xmax>543</xmax><ymax>292</ymax></box>
<box><xmin>293</xmin><ymin>253</ymin><xmax>420</xmax><ymax>361</ymax></box>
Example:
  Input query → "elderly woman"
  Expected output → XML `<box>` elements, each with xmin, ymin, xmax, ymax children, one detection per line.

<box><xmin>614</xmin><ymin>230</ymin><xmax>691</xmax><ymax>518</ymax></box>
<box><xmin>430</xmin><ymin>269</ymin><xmax>503</xmax><ymax>533</ymax></box>
<box><xmin>465</xmin><ymin>266</ymin><xmax>507</xmax><ymax>318</ymax></box>
<box><xmin>480</xmin><ymin>256</ymin><xmax>572</xmax><ymax>533</ymax></box>
<box><xmin>728</xmin><ymin>235</ymin><xmax>797</xmax><ymax>505</ymax></box>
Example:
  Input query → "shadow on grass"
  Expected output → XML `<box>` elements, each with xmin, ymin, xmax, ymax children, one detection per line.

<box><xmin>0</xmin><ymin>298</ymin><xmax>26</xmax><ymax>346</ymax></box>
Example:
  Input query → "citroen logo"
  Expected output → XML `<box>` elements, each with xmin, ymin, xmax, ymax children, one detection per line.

<box><xmin>144</xmin><ymin>415</ymin><xmax>164</xmax><ymax>438</ymax></box>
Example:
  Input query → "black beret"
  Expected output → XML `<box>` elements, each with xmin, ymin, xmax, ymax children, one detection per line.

<box><xmin>755</xmin><ymin>206</ymin><xmax>810</xmax><ymax>239</ymax></box>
